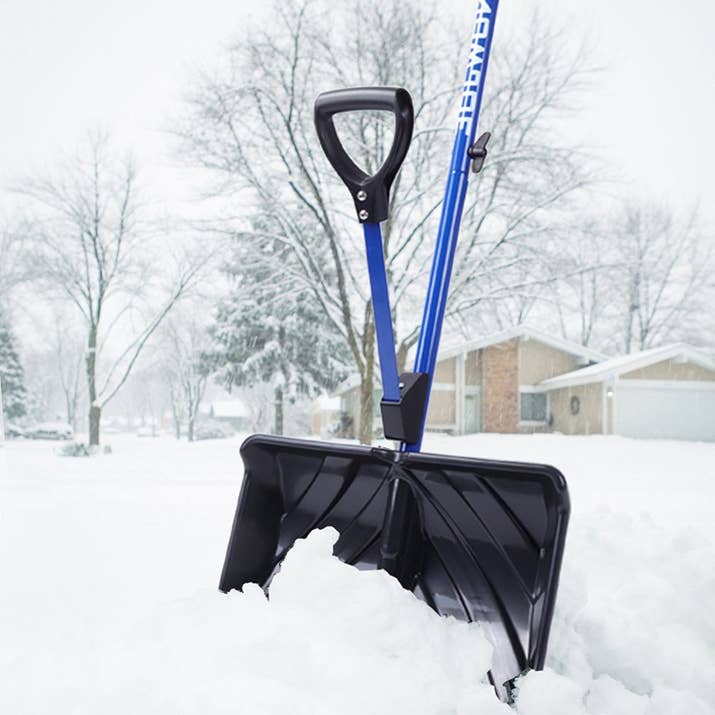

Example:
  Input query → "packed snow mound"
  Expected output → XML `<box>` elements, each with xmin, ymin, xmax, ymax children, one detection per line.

<box><xmin>516</xmin><ymin>508</ymin><xmax>715</xmax><ymax>715</ymax></box>
<box><xmin>2</xmin><ymin>528</ymin><xmax>507</xmax><ymax>715</ymax></box>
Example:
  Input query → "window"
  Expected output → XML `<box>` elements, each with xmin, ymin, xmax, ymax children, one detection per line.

<box><xmin>520</xmin><ymin>392</ymin><xmax>547</xmax><ymax>422</ymax></box>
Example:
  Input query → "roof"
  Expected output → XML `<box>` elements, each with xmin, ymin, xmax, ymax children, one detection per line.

<box><xmin>204</xmin><ymin>399</ymin><xmax>250</xmax><ymax>419</ymax></box>
<box><xmin>314</xmin><ymin>395</ymin><xmax>341</xmax><ymax>411</ymax></box>
<box><xmin>436</xmin><ymin>325</ymin><xmax>609</xmax><ymax>363</ymax></box>
<box><xmin>333</xmin><ymin>325</ymin><xmax>609</xmax><ymax>395</ymax></box>
<box><xmin>541</xmin><ymin>343</ymin><xmax>715</xmax><ymax>390</ymax></box>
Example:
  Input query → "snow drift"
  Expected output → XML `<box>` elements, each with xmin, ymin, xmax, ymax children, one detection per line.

<box><xmin>1</xmin><ymin>434</ymin><xmax>713</xmax><ymax>714</ymax></box>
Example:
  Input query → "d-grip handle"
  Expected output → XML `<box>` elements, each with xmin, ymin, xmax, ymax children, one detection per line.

<box><xmin>314</xmin><ymin>86</ymin><xmax>414</xmax><ymax>223</ymax></box>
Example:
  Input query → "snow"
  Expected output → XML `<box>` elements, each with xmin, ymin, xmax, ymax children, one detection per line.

<box><xmin>1</xmin><ymin>433</ymin><xmax>713</xmax><ymax>714</ymax></box>
<box><xmin>315</xmin><ymin>394</ymin><xmax>341</xmax><ymax>411</ymax></box>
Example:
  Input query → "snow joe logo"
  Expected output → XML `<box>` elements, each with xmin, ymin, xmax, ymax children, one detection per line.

<box><xmin>458</xmin><ymin>1</ymin><xmax>492</xmax><ymax>130</ymax></box>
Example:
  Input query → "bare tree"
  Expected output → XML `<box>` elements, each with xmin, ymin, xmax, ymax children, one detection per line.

<box><xmin>160</xmin><ymin>311</ymin><xmax>211</xmax><ymax>442</ymax></box>
<box><xmin>612</xmin><ymin>201</ymin><xmax>713</xmax><ymax>352</ymax></box>
<box><xmin>53</xmin><ymin>322</ymin><xmax>85</xmax><ymax>430</ymax></box>
<box><xmin>545</xmin><ymin>217</ymin><xmax>618</xmax><ymax>347</ymax></box>
<box><xmin>130</xmin><ymin>364</ymin><xmax>167</xmax><ymax>435</ymax></box>
<box><xmin>20</xmin><ymin>347</ymin><xmax>58</xmax><ymax>423</ymax></box>
<box><xmin>18</xmin><ymin>132</ymin><xmax>203</xmax><ymax>445</ymax></box>
<box><xmin>178</xmin><ymin>0</ymin><xmax>593</xmax><ymax>442</ymax></box>
<box><xmin>167</xmin><ymin>379</ymin><xmax>184</xmax><ymax>439</ymax></box>
<box><xmin>0</xmin><ymin>217</ymin><xmax>32</xmax><ymax>305</ymax></box>
<box><xmin>547</xmin><ymin>200</ymin><xmax>714</xmax><ymax>353</ymax></box>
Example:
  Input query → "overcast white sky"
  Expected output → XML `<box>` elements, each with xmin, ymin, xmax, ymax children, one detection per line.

<box><xmin>2</xmin><ymin>0</ymin><xmax>714</xmax><ymax>220</ymax></box>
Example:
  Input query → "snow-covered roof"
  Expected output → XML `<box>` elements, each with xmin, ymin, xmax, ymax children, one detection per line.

<box><xmin>309</xmin><ymin>395</ymin><xmax>342</xmax><ymax>412</ymax></box>
<box><xmin>437</xmin><ymin>325</ymin><xmax>609</xmax><ymax>363</ymax></box>
<box><xmin>333</xmin><ymin>325</ymin><xmax>609</xmax><ymax>395</ymax></box>
<box><xmin>540</xmin><ymin>343</ymin><xmax>715</xmax><ymax>390</ymax></box>
<box><xmin>205</xmin><ymin>399</ymin><xmax>250</xmax><ymax>418</ymax></box>
<box><xmin>316</xmin><ymin>395</ymin><xmax>341</xmax><ymax>411</ymax></box>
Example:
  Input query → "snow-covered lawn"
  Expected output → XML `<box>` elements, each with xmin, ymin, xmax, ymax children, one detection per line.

<box><xmin>1</xmin><ymin>433</ymin><xmax>713</xmax><ymax>714</ymax></box>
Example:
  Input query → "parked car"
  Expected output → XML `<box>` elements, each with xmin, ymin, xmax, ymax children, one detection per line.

<box><xmin>136</xmin><ymin>426</ymin><xmax>159</xmax><ymax>438</ymax></box>
<box><xmin>28</xmin><ymin>422</ymin><xmax>73</xmax><ymax>440</ymax></box>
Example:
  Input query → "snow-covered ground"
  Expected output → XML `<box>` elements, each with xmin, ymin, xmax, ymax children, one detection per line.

<box><xmin>1</xmin><ymin>433</ymin><xmax>713</xmax><ymax>714</ymax></box>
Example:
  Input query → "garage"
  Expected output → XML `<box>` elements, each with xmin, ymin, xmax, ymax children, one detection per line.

<box><xmin>540</xmin><ymin>343</ymin><xmax>715</xmax><ymax>442</ymax></box>
<box><xmin>614</xmin><ymin>380</ymin><xmax>715</xmax><ymax>441</ymax></box>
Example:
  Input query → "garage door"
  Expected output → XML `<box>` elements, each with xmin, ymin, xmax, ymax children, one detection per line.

<box><xmin>615</xmin><ymin>381</ymin><xmax>715</xmax><ymax>441</ymax></box>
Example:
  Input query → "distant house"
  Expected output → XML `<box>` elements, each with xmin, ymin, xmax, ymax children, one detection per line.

<box><xmin>332</xmin><ymin>326</ymin><xmax>715</xmax><ymax>442</ymax></box>
<box><xmin>203</xmin><ymin>399</ymin><xmax>251</xmax><ymax>431</ymax></box>
<box><xmin>307</xmin><ymin>395</ymin><xmax>342</xmax><ymax>437</ymax></box>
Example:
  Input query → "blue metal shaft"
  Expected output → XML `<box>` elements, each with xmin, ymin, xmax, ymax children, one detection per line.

<box><xmin>363</xmin><ymin>222</ymin><xmax>401</xmax><ymax>403</ymax></box>
<box><xmin>406</xmin><ymin>0</ymin><xmax>500</xmax><ymax>452</ymax></box>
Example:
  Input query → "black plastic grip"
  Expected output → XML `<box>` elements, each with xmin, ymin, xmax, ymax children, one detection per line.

<box><xmin>314</xmin><ymin>86</ymin><xmax>414</xmax><ymax>223</ymax></box>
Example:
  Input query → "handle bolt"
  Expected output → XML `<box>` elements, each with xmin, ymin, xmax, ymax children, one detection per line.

<box><xmin>314</xmin><ymin>86</ymin><xmax>414</xmax><ymax>223</ymax></box>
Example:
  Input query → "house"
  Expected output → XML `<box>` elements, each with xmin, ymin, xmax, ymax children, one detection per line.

<box><xmin>333</xmin><ymin>326</ymin><xmax>715</xmax><ymax>442</ymax></box>
<box><xmin>541</xmin><ymin>343</ymin><xmax>715</xmax><ymax>441</ymax></box>
<box><xmin>307</xmin><ymin>395</ymin><xmax>342</xmax><ymax>437</ymax></box>
<box><xmin>203</xmin><ymin>399</ymin><xmax>252</xmax><ymax>431</ymax></box>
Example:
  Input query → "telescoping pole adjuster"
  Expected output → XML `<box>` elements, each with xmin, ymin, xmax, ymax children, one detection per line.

<box><xmin>467</xmin><ymin>131</ymin><xmax>491</xmax><ymax>174</ymax></box>
<box><xmin>380</xmin><ymin>372</ymin><xmax>429</xmax><ymax>444</ymax></box>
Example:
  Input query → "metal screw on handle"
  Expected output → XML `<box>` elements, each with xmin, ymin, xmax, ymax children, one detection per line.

<box><xmin>314</xmin><ymin>86</ymin><xmax>414</xmax><ymax>224</ymax></box>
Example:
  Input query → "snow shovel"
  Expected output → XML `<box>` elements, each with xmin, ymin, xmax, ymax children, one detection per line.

<box><xmin>220</xmin><ymin>0</ymin><xmax>569</xmax><ymax>702</ymax></box>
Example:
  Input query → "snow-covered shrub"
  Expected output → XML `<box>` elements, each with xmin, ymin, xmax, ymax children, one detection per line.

<box><xmin>57</xmin><ymin>441</ymin><xmax>91</xmax><ymax>457</ymax></box>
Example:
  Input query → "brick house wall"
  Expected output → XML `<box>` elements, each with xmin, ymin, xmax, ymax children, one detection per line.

<box><xmin>519</xmin><ymin>340</ymin><xmax>581</xmax><ymax>383</ymax></box>
<box><xmin>481</xmin><ymin>339</ymin><xmax>519</xmax><ymax>433</ymax></box>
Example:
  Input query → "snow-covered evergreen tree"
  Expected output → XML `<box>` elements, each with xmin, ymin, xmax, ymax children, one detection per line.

<box><xmin>206</xmin><ymin>244</ymin><xmax>348</xmax><ymax>435</ymax></box>
<box><xmin>0</xmin><ymin>315</ymin><xmax>28</xmax><ymax>421</ymax></box>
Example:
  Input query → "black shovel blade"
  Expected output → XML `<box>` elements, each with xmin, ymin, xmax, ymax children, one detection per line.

<box><xmin>220</xmin><ymin>435</ymin><xmax>569</xmax><ymax>700</ymax></box>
